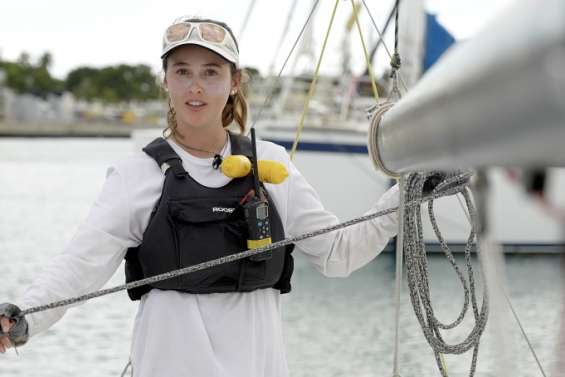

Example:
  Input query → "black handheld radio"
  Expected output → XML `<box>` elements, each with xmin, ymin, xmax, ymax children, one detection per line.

<box><xmin>244</xmin><ymin>128</ymin><xmax>272</xmax><ymax>261</ymax></box>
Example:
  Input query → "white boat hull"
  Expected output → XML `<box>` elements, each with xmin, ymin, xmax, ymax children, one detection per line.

<box><xmin>133</xmin><ymin>126</ymin><xmax>565</xmax><ymax>252</ymax></box>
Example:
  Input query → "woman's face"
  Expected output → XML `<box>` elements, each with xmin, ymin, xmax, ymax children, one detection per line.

<box><xmin>164</xmin><ymin>45</ymin><xmax>240</xmax><ymax>133</ymax></box>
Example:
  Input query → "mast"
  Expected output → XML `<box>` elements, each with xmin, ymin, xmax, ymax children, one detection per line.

<box><xmin>339</xmin><ymin>2</ymin><xmax>362</xmax><ymax>120</ymax></box>
<box><xmin>396</xmin><ymin>0</ymin><xmax>426</xmax><ymax>89</ymax></box>
<box><xmin>274</xmin><ymin>0</ymin><xmax>318</xmax><ymax>117</ymax></box>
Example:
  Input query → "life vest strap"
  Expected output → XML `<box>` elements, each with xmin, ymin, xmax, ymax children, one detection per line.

<box><xmin>143</xmin><ymin>138</ymin><xmax>188</xmax><ymax>178</ymax></box>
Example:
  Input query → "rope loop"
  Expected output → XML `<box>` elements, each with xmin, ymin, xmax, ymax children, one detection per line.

<box><xmin>367</xmin><ymin>102</ymin><xmax>400</xmax><ymax>178</ymax></box>
<box><xmin>403</xmin><ymin>171</ymin><xmax>488</xmax><ymax>377</ymax></box>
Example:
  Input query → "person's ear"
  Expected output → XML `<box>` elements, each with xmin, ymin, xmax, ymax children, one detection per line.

<box><xmin>231</xmin><ymin>70</ymin><xmax>241</xmax><ymax>94</ymax></box>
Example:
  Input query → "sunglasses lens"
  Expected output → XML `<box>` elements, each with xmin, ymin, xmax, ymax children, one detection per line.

<box><xmin>199</xmin><ymin>23</ymin><xmax>226</xmax><ymax>43</ymax></box>
<box><xmin>166</xmin><ymin>23</ymin><xmax>191</xmax><ymax>43</ymax></box>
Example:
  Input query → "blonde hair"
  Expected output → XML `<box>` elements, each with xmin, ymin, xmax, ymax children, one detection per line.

<box><xmin>162</xmin><ymin>65</ymin><xmax>248</xmax><ymax>138</ymax></box>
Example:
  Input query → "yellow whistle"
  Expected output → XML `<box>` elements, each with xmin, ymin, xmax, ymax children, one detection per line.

<box><xmin>221</xmin><ymin>155</ymin><xmax>289</xmax><ymax>184</ymax></box>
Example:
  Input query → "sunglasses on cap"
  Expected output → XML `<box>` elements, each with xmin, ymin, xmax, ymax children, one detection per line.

<box><xmin>162</xmin><ymin>18</ymin><xmax>239</xmax><ymax>66</ymax></box>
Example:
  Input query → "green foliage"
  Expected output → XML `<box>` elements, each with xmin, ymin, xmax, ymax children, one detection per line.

<box><xmin>0</xmin><ymin>51</ymin><xmax>161</xmax><ymax>103</ymax></box>
<box><xmin>65</xmin><ymin>67</ymin><xmax>99</xmax><ymax>100</ymax></box>
<box><xmin>65</xmin><ymin>64</ymin><xmax>161</xmax><ymax>103</ymax></box>
<box><xmin>0</xmin><ymin>52</ymin><xmax>64</xmax><ymax>98</ymax></box>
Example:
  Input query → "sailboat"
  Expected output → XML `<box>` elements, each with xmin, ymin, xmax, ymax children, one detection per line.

<box><xmin>247</xmin><ymin>0</ymin><xmax>565</xmax><ymax>252</ymax></box>
<box><xmin>133</xmin><ymin>0</ymin><xmax>565</xmax><ymax>252</ymax></box>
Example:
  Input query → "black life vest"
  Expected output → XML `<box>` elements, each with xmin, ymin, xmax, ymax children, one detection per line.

<box><xmin>124</xmin><ymin>132</ymin><xmax>294</xmax><ymax>300</ymax></box>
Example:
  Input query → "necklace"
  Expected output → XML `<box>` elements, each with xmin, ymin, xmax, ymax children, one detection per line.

<box><xmin>173</xmin><ymin>132</ymin><xmax>228</xmax><ymax>169</ymax></box>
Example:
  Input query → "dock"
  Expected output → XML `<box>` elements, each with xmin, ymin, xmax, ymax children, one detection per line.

<box><xmin>0</xmin><ymin>121</ymin><xmax>136</xmax><ymax>138</ymax></box>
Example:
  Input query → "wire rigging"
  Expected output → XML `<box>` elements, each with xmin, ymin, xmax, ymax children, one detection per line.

<box><xmin>361</xmin><ymin>0</ymin><xmax>408</xmax><ymax>93</ymax></box>
<box><xmin>249</xmin><ymin>0</ymin><xmax>321</xmax><ymax>132</ymax></box>
<box><xmin>290</xmin><ymin>0</ymin><xmax>340</xmax><ymax>160</ymax></box>
<box><xmin>350</xmin><ymin>0</ymin><xmax>380</xmax><ymax>102</ymax></box>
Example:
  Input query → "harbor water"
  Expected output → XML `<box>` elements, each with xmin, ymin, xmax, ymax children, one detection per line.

<box><xmin>0</xmin><ymin>138</ymin><xmax>563</xmax><ymax>377</ymax></box>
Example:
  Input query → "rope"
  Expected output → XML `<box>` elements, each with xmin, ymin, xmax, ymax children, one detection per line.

<box><xmin>350</xmin><ymin>0</ymin><xmax>380</xmax><ymax>102</ymax></box>
<box><xmin>388</xmin><ymin>0</ymin><xmax>403</xmax><ymax>101</ymax></box>
<box><xmin>289</xmin><ymin>0</ymin><xmax>340</xmax><ymax>160</ymax></box>
<box><xmin>367</xmin><ymin>102</ymin><xmax>400</xmax><ymax>178</ymax></box>
<box><xmin>391</xmin><ymin>0</ymin><xmax>401</xmax><ymax>72</ymax></box>
<box><xmin>363</xmin><ymin>2</ymin><xmax>395</xmax><ymax>72</ymax></box>
<box><xmin>403</xmin><ymin>171</ymin><xmax>488</xmax><ymax>377</ymax></box>
<box><xmin>20</xmin><ymin>184</ymin><xmax>465</xmax><ymax>317</ymax></box>
<box><xmin>361</xmin><ymin>0</ymin><xmax>408</xmax><ymax>94</ymax></box>
<box><xmin>364</xmin><ymin>2</ymin><xmax>404</xmax><ymax>179</ymax></box>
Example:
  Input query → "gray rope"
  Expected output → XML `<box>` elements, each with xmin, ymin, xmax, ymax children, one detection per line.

<box><xmin>403</xmin><ymin>171</ymin><xmax>488</xmax><ymax>377</ymax></box>
<box><xmin>390</xmin><ymin>0</ymin><xmax>401</xmax><ymax>72</ymax></box>
<box><xmin>21</xmin><ymin>206</ymin><xmax>393</xmax><ymax>316</ymax></box>
<box><xmin>20</xmin><ymin>185</ymin><xmax>463</xmax><ymax>317</ymax></box>
<box><xmin>389</xmin><ymin>0</ymin><xmax>402</xmax><ymax>101</ymax></box>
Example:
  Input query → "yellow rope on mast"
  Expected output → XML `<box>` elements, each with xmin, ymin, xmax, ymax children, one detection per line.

<box><xmin>290</xmin><ymin>0</ymin><xmax>383</xmax><ymax>160</ymax></box>
<box><xmin>289</xmin><ymin>0</ymin><xmax>340</xmax><ymax>160</ymax></box>
<box><xmin>346</xmin><ymin>0</ymin><xmax>363</xmax><ymax>31</ymax></box>
<box><xmin>350</xmin><ymin>0</ymin><xmax>380</xmax><ymax>102</ymax></box>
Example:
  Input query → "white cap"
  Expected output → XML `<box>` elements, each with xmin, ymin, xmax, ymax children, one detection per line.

<box><xmin>161</xmin><ymin>17</ymin><xmax>239</xmax><ymax>67</ymax></box>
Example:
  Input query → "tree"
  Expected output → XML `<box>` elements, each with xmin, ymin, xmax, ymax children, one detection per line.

<box><xmin>0</xmin><ymin>51</ymin><xmax>63</xmax><ymax>98</ymax></box>
<box><xmin>1</xmin><ymin>52</ymin><xmax>160</xmax><ymax>102</ymax></box>
<box><xmin>65</xmin><ymin>67</ymin><xmax>100</xmax><ymax>101</ymax></box>
<box><xmin>38</xmin><ymin>52</ymin><xmax>52</xmax><ymax>70</ymax></box>
<box><xmin>0</xmin><ymin>61</ymin><xmax>31</xmax><ymax>93</ymax></box>
<box><xmin>65</xmin><ymin>64</ymin><xmax>160</xmax><ymax>103</ymax></box>
<box><xmin>17</xmin><ymin>52</ymin><xmax>30</xmax><ymax>67</ymax></box>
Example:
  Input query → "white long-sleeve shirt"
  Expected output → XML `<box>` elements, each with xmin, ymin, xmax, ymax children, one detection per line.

<box><xmin>20</xmin><ymin>137</ymin><xmax>399</xmax><ymax>377</ymax></box>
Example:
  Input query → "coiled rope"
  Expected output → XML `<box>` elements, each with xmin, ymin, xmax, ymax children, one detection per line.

<box><xmin>403</xmin><ymin>171</ymin><xmax>488</xmax><ymax>377</ymax></box>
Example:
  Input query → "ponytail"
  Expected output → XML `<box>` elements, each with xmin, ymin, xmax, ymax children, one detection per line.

<box><xmin>163</xmin><ymin>97</ymin><xmax>178</xmax><ymax>138</ymax></box>
<box><xmin>222</xmin><ymin>84</ymin><xmax>248</xmax><ymax>133</ymax></box>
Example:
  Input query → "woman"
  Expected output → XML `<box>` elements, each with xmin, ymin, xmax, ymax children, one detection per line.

<box><xmin>0</xmin><ymin>16</ymin><xmax>399</xmax><ymax>376</ymax></box>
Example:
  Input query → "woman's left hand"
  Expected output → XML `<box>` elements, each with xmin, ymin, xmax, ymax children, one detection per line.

<box><xmin>0</xmin><ymin>303</ymin><xmax>29</xmax><ymax>352</ymax></box>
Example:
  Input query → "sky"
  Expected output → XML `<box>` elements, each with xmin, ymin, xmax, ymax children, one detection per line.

<box><xmin>0</xmin><ymin>0</ymin><xmax>515</xmax><ymax>79</ymax></box>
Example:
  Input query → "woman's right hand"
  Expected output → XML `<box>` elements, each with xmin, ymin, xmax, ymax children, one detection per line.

<box><xmin>0</xmin><ymin>303</ymin><xmax>29</xmax><ymax>353</ymax></box>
